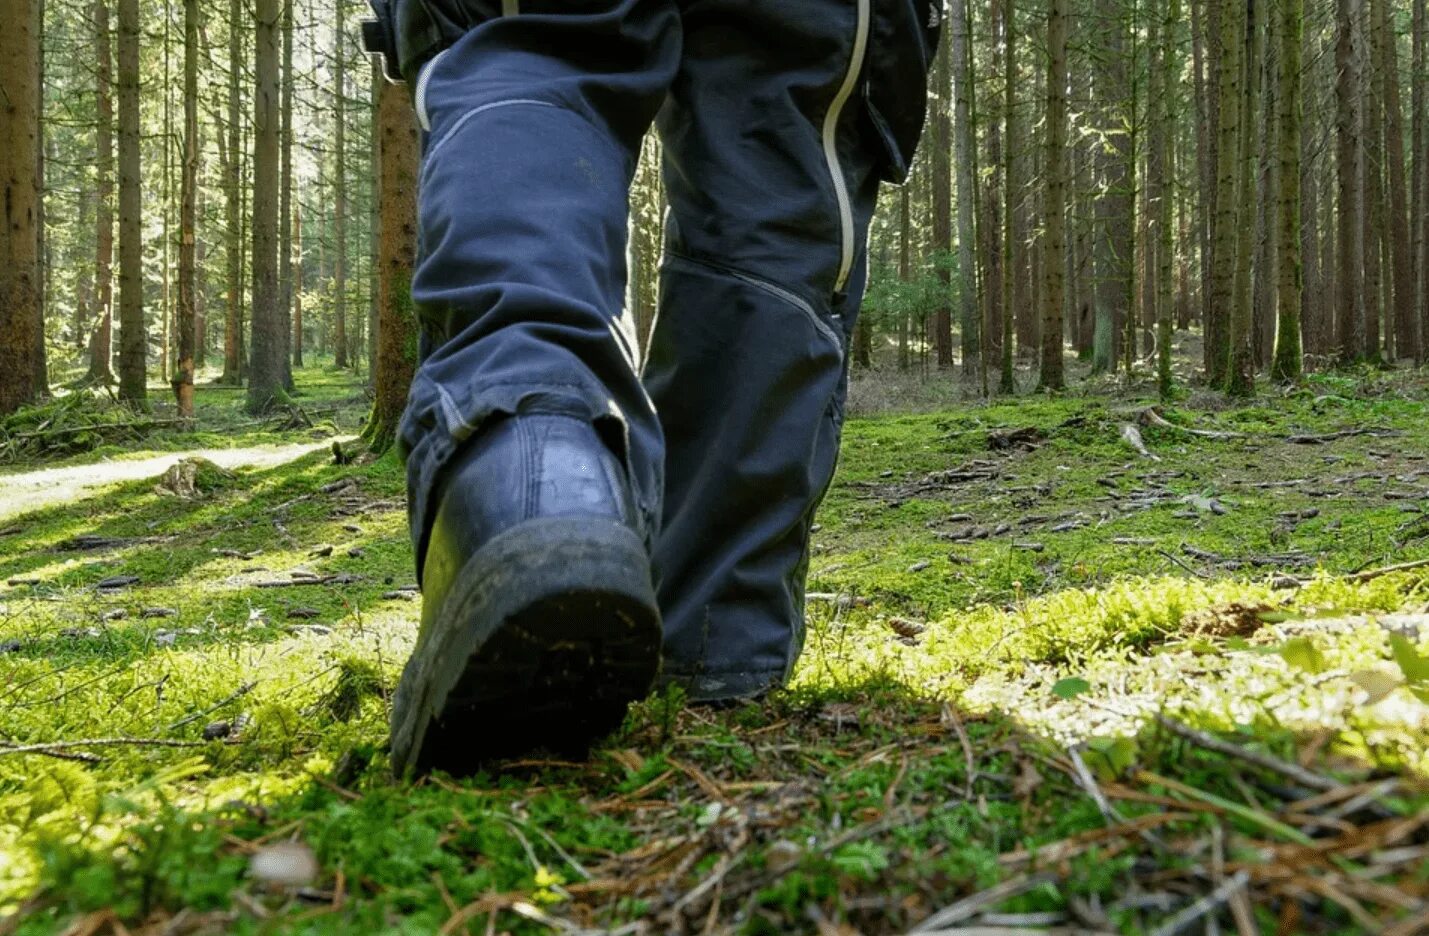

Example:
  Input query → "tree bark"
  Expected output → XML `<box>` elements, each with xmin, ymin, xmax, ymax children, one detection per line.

<box><xmin>1336</xmin><ymin>0</ymin><xmax>1366</xmax><ymax>362</ymax></box>
<box><xmin>1372</xmin><ymin>0</ymin><xmax>1415</xmax><ymax>362</ymax></box>
<box><xmin>1038</xmin><ymin>0</ymin><xmax>1067</xmax><ymax>391</ymax></box>
<box><xmin>1152</xmin><ymin>0</ymin><xmax>1177</xmax><ymax>397</ymax></box>
<box><xmin>247</xmin><ymin>0</ymin><xmax>284</xmax><ymax>411</ymax></box>
<box><xmin>931</xmin><ymin>23</ymin><xmax>954</xmax><ymax>369</ymax></box>
<box><xmin>116</xmin><ymin>0</ymin><xmax>146</xmax><ymax>406</ymax></box>
<box><xmin>951</xmin><ymin>0</ymin><xmax>981</xmax><ymax>381</ymax></box>
<box><xmin>175</xmin><ymin>0</ymin><xmax>199</xmax><ymax>417</ymax></box>
<box><xmin>1226</xmin><ymin>0</ymin><xmax>1259</xmax><ymax>395</ymax></box>
<box><xmin>365</xmin><ymin>81</ymin><xmax>420</xmax><ymax>453</ymax></box>
<box><xmin>1416</xmin><ymin>0</ymin><xmax>1428</xmax><ymax>363</ymax></box>
<box><xmin>999</xmin><ymin>0</ymin><xmax>1017</xmax><ymax>392</ymax></box>
<box><xmin>333</xmin><ymin>0</ymin><xmax>350</xmax><ymax>369</ymax></box>
<box><xmin>1091</xmin><ymin>0</ymin><xmax>1131</xmax><ymax>377</ymax></box>
<box><xmin>279</xmin><ymin>0</ymin><xmax>296</xmax><ymax>388</ymax></box>
<box><xmin>89</xmin><ymin>0</ymin><xmax>116</xmax><ymax>384</ymax></box>
<box><xmin>1</xmin><ymin>0</ymin><xmax>41</xmax><ymax>415</ymax></box>
<box><xmin>1210</xmin><ymin>0</ymin><xmax>1243</xmax><ymax>388</ymax></box>
<box><xmin>1362</xmin><ymin>0</ymin><xmax>1385</xmax><ymax>361</ymax></box>
<box><xmin>221</xmin><ymin>0</ymin><xmax>243</xmax><ymax>383</ymax></box>
<box><xmin>1271</xmin><ymin>0</ymin><xmax>1303</xmax><ymax>381</ymax></box>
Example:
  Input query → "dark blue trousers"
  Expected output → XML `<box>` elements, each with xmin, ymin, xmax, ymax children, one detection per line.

<box><xmin>394</xmin><ymin>0</ymin><xmax>938</xmax><ymax>699</ymax></box>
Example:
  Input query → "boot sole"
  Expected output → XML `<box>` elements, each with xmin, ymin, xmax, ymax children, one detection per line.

<box><xmin>390</xmin><ymin>517</ymin><xmax>660</xmax><ymax>777</ymax></box>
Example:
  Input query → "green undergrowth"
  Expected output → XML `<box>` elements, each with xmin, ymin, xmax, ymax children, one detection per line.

<box><xmin>2</xmin><ymin>369</ymin><xmax>1428</xmax><ymax>933</ymax></box>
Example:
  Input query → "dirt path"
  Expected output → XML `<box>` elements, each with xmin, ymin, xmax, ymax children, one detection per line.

<box><xmin>0</xmin><ymin>440</ymin><xmax>345</xmax><ymax>523</ymax></box>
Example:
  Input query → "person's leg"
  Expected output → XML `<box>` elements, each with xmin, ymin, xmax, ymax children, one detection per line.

<box><xmin>648</xmin><ymin>0</ymin><xmax>939</xmax><ymax>701</ymax></box>
<box><xmin>384</xmin><ymin>0</ymin><xmax>681</xmax><ymax>775</ymax></box>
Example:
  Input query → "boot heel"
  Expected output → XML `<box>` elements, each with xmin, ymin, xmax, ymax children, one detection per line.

<box><xmin>391</xmin><ymin>517</ymin><xmax>660</xmax><ymax>777</ymax></box>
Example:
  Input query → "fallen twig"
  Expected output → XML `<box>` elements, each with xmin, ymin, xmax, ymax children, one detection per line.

<box><xmin>908</xmin><ymin>872</ymin><xmax>1059</xmax><ymax>933</ymax></box>
<box><xmin>1145</xmin><ymin>870</ymin><xmax>1250</xmax><ymax>936</ymax></box>
<box><xmin>0</xmin><ymin>736</ymin><xmax>213</xmax><ymax>757</ymax></box>
<box><xmin>1154</xmin><ymin>715</ymin><xmax>1339</xmax><ymax>793</ymax></box>
<box><xmin>167</xmin><ymin>681</ymin><xmax>258</xmax><ymax>732</ymax></box>
<box><xmin>1343</xmin><ymin>557</ymin><xmax>1429</xmax><ymax>583</ymax></box>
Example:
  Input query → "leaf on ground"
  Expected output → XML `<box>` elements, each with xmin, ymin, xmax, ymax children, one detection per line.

<box><xmin>1348</xmin><ymin>670</ymin><xmax>1403</xmax><ymax>706</ymax></box>
<box><xmin>1280</xmin><ymin>637</ymin><xmax>1327</xmax><ymax>674</ymax></box>
<box><xmin>1051</xmin><ymin>677</ymin><xmax>1091</xmax><ymax>700</ymax></box>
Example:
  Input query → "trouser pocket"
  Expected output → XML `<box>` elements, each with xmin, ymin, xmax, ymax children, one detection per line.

<box><xmin>862</xmin><ymin>0</ymin><xmax>942</xmax><ymax>183</ymax></box>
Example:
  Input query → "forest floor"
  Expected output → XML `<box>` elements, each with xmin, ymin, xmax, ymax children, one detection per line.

<box><xmin>2</xmin><ymin>360</ymin><xmax>1429</xmax><ymax>934</ymax></box>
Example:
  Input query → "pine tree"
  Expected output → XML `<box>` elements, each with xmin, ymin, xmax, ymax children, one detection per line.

<box><xmin>0</xmin><ymin>0</ymin><xmax>42</xmax><ymax>415</ymax></box>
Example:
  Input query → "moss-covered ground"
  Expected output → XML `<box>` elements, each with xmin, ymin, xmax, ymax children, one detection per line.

<box><xmin>2</xmin><ymin>364</ymin><xmax>1428</xmax><ymax>934</ymax></box>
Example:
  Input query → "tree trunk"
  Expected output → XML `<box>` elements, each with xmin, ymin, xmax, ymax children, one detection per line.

<box><xmin>1210</xmin><ymin>0</ymin><xmax>1243</xmax><ymax>387</ymax></box>
<box><xmin>247</xmin><ymin>0</ymin><xmax>283</xmax><ymax>411</ymax></box>
<box><xmin>222</xmin><ymin>0</ymin><xmax>243</xmax><ymax>383</ymax></box>
<box><xmin>898</xmin><ymin>185</ymin><xmax>911</xmax><ymax>370</ymax></box>
<box><xmin>999</xmin><ymin>0</ymin><xmax>1017</xmax><ymax>392</ymax></box>
<box><xmin>116</xmin><ymin>0</ymin><xmax>146</xmax><ymax>406</ymax></box>
<box><xmin>1226</xmin><ymin>0</ymin><xmax>1258</xmax><ymax>395</ymax></box>
<box><xmin>1</xmin><ymin>0</ymin><xmax>41</xmax><ymax>415</ymax></box>
<box><xmin>1416</xmin><ymin>0</ymin><xmax>1428</xmax><ymax>364</ymax></box>
<box><xmin>1362</xmin><ymin>0</ymin><xmax>1385</xmax><ymax>362</ymax></box>
<box><xmin>365</xmin><ymin>81</ymin><xmax>420</xmax><ymax>453</ymax></box>
<box><xmin>279</xmin><ymin>0</ymin><xmax>296</xmax><ymax>389</ymax></box>
<box><xmin>1038</xmin><ymin>0</ymin><xmax>1067</xmax><ymax>391</ymax></box>
<box><xmin>1336</xmin><ymin>0</ymin><xmax>1365</xmax><ymax>363</ymax></box>
<box><xmin>33</xmin><ymin>0</ymin><xmax>47</xmax><ymax>400</ymax></box>
<box><xmin>1271</xmin><ymin>0</ymin><xmax>1303</xmax><ymax>381</ymax></box>
<box><xmin>294</xmin><ymin>205</ymin><xmax>305</xmax><ymax>366</ymax></box>
<box><xmin>333</xmin><ymin>0</ymin><xmax>350</xmax><ymax>369</ymax></box>
<box><xmin>931</xmin><ymin>24</ymin><xmax>954</xmax><ymax>369</ymax></box>
<box><xmin>89</xmin><ymin>0</ymin><xmax>116</xmax><ymax>385</ymax></box>
<box><xmin>175</xmin><ymin>0</ymin><xmax>198</xmax><ymax>417</ymax></box>
<box><xmin>1372</xmin><ymin>0</ymin><xmax>1415</xmax><ymax>362</ymax></box>
<box><xmin>1152</xmin><ymin>0</ymin><xmax>1177</xmax><ymax>397</ymax></box>
<box><xmin>951</xmin><ymin>0</ymin><xmax>980</xmax><ymax>381</ymax></box>
<box><xmin>1091</xmin><ymin>0</ymin><xmax>1130</xmax><ymax>376</ymax></box>
<box><xmin>1253</xmin><ymin>0</ymin><xmax>1278</xmax><ymax>370</ymax></box>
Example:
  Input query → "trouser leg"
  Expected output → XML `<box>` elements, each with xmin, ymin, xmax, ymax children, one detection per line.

<box><xmin>394</xmin><ymin>0</ymin><xmax>680</xmax><ymax>575</ymax></box>
<box><xmin>647</xmin><ymin>0</ymin><xmax>937</xmax><ymax>700</ymax></box>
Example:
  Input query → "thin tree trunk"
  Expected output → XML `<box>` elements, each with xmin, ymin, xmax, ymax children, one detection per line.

<box><xmin>1336</xmin><ymin>0</ymin><xmax>1366</xmax><ymax>362</ymax></box>
<box><xmin>1039</xmin><ymin>0</ymin><xmax>1068</xmax><ymax>391</ymax></box>
<box><xmin>175</xmin><ymin>0</ymin><xmax>198</xmax><ymax>417</ymax></box>
<box><xmin>1000</xmin><ymin>0</ymin><xmax>1017</xmax><ymax>392</ymax></box>
<box><xmin>294</xmin><ymin>205</ymin><xmax>305</xmax><ymax>366</ymax></box>
<box><xmin>898</xmin><ymin>185</ymin><xmax>911</xmax><ymax>370</ymax></box>
<box><xmin>333</xmin><ymin>0</ymin><xmax>350</xmax><ymax>369</ymax></box>
<box><xmin>222</xmin><ymin>0</ymin><xmax>243</xmax><ymax>383</ymax></box>
<box><xmin>161</xmin><ymin>0</ymin><xmax>172</xmax><ymax>386</ymax></box>
<box><xmin>1416</xmin><ymin>0</ymin><xmax>1428</xmax><ymax>363</ymax></box>
<box><xmin>1362</xmin><ymin>0</ymin><xmax>1385</xmax><ymax>361</ymax></box>
<box><xmin>279</xmin><ymin>0</ymin><xmax>295</xmax><ymax>389</ymax></box>
<box><xmin>951</xmin><ymin>0</ymin><xmax>980</xmax><ymax>381</ymax></box>
<box><xmin>1372</xmin><ymin>0</ymin><xmax>1415</xmax><ymax>362</ymax></box>
<box><xmin>116</xmin><ymin>0</ymin><xmax>146</xmax><ymax>405</ymax></box>
<box><xmin>931</xmin><ymin>24</ymin><xmax>954</xmax><ymax>370</ymax></box>
<box><xmin>1092</xmin><ymin>0</ymin><xmax>1132</xmax><ymax>377</ymax></box>
<box><xmin>1254</xmin><ymin>0</ymin><xmax>1279</xmax><ymax>370</ymax></box>
<box><xmin>1153</xmin><ymin>0</ymin><xmax>1178</xmax><ymax>397</ymax></box>
<box><xmin>1272</xmin><ymin>0</ymin><xmax>1303</xmax><ymax>381</ymax></box>
<box><xmin>1210</xmin><ymin>0</ymin><xmax>1243</xmax><ymax>387</ymax></box>
<box><xmin>1226</xmin><ymin>0</ymin><xmax>1258</xmax><ymax>395</ymax></box>
<box><xmin>248</xmin><ymin>0</ymin><xmax>283</xmax><ymax>411</ymax></box>
<box><xmin>89</xmin><ymin>0</ymin><xmax>116</xmax><ymax>384</ymax></box>
<box><xmin>33</xmin><ymin>0</ymin><xmax>48</xmax><ymax>400</ymax></box>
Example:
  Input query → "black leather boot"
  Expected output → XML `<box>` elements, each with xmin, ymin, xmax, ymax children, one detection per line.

<box><xmin>390</xmin><ymin>414</ymin><xmax>660</xmax><ymax>777</ymax></box>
